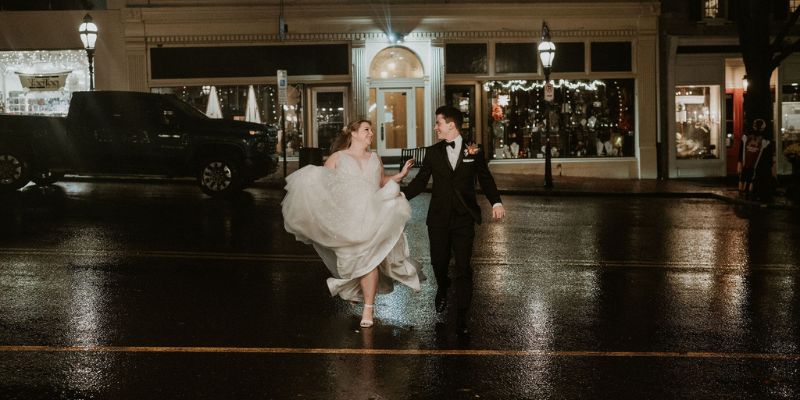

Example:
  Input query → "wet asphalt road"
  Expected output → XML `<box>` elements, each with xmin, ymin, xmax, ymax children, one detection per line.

<box><xmin>1</xmin><ymin>180</ymin><xmax>799</xmax><ymax>399</ymax></box>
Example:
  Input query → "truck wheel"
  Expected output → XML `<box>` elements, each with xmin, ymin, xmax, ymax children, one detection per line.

<box><xmin>32</xmin><ymin>170</ymin><xmax>64</xmax><ymax>186</ymax></box>
<box><xmin>0</xmin><ymin>151</ymin><xmax>31</xmax><ymax>192</ymax></box>
<box><xmin>197</xmin><ymin>157</ymin><xmax>242</xmax><ymax>197</ymax></box>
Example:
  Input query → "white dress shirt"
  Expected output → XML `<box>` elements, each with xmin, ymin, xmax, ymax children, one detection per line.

<box><xmin>445</xmin><ymin>135</ymin><xmax>463</xmax><ymax>170</ymax></box>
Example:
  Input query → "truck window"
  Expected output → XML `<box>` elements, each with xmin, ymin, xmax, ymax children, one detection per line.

<box><xmin>164</xmin><ymin>95</ymin><xmax>208</xmax><ymax>120</ymax></box>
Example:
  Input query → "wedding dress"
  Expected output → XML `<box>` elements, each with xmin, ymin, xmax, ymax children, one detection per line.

<box><xmin>282</xmin><ymin>151</ymin><xmax>424</xmax><ymax>302</ymax></box>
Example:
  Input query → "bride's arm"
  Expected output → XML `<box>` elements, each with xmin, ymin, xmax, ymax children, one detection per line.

<box><xmin>324</xmin><ymin>151</ymin><xmax>339</xmax><ymax>170</ymax></box>
<box><xmin>380</xmin><ymin>158</ymin><xmax>414</xmax><ymax>187</ymax></box>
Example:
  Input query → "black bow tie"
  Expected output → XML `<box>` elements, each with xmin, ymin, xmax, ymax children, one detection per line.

<box><xmin>445</xmin><ymin>141</ymin><xmax>456</xmax><ymax>148</ymax></box>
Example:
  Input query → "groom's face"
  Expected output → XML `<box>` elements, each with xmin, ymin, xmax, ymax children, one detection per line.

<box><xmin>435</xmin><ymin>114</ymin><xmax>457</xmax><ymax>141</ymax></box>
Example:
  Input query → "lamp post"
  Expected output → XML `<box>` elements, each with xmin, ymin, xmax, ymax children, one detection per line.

<box><xmin>78</xmin><ymin>14</ymin><xmax>98</xmax><ymax>91</ymax></box>
<box><xmin>538</xmin><ymin>21</ymin><xmax>556</xmax><ymax>188</ymax></box>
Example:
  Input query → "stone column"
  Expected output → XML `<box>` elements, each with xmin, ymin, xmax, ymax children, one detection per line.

<box><xmin>430</xmin><ymin>39</ymin><xmax>445</xmax><ymax>111</ymax></box>
<box><xmin>636</xmin><ymin>34</ymin><xmax>659</xmax><ymax>179</ymax></box>
<box><xmin>350</xmin><ymin>40</ymin><xmax>367</xmax><ymax>120</ymax></box>
<box><xmin>123</xmin><ymin>8</ymin><xmax>148</xmax><ymax>92</ymax></box>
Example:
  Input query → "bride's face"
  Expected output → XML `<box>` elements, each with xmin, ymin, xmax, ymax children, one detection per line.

<box><xmin>351</xmin><ymin>122</ymin><xmax>374</xmax><ymax>147</ymax></box>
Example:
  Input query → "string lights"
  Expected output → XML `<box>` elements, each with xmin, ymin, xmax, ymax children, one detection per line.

<box><xmin>483</xmin><ymin>79</ymin><xmax>606</xmax><ymax>93</ymax></box>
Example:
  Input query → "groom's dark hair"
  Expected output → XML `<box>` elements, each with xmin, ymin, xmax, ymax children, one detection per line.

<box><xmin>435</xmin><ymin>105</ymin><xmax>463</xmax><ymax>132</ymax></box>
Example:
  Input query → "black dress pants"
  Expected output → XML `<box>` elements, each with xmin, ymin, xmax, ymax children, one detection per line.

<box><xmin>428</xmin><ymin>213</ymin><xmax>475</xmax><ymax>312</ymax></box>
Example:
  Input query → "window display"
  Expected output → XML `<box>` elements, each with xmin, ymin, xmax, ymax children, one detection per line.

<box><xmin>483</xmin><ymin>79</ymin><xmax>635</xmax><ymax>159</ymax></box>
<box><xmin>0</xmin><ymin>50</ymin><xmax>90</xmax><ymax>116</ymax></box>
<box><xmin>445</xmin><ymin>85</ymin><xmax>476</xmax><ymax>141</ymax></box>
<box><xmin>781</xmin><ymin>83</ymin><xmax>800</xmax><ymax>168</ymax></box>
<box><xmin>675</xmin><ymin>85</ymin><xmax>721</xmax><ymax>159</ymax></box>
<box><xmin>313</xmin><ymin>89</ymin><xmax>346</xmax><ymax>154</ymax></box>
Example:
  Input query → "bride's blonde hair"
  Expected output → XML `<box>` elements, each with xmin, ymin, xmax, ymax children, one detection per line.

<box><xmin>330</xmin><ymin>119</ymin><xmax>371</xmax><ymax>154</ymax></box>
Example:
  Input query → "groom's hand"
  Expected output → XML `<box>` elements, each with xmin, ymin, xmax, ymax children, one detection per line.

<box><xmin>492</xmin><ymin>204</ymin><xmax>505</xmax><ymax>220</ymax></box>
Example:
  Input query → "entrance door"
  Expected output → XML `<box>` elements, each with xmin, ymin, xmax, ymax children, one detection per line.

<box><xmin>376</xmin><ymin>88</ymin><xmax>416</xmax><ymax>156</ymax></box>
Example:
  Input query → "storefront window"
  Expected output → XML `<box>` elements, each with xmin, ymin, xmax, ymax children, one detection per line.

<box><xmin>445</xmin><ymin>85</ymin><xmax>476</xmax><ymax>141</ymax></box>
<box><xmin>313</xmin><ymin>88</ymin><xmax>346</xmax><ymax>153</ymax></box>
<box><xmin>445</xmin><ymin>44</ymin><xmax>488</xmax><ymax>74</ymax></box>
<box><xmin>483</xmin><ymin>79</ymin><xmax>635</xmax><ymax>159</ymax></box>
<box><xmin>781</xmin><ymin>83</ymin><xmax>800</xmax><ymax>166</ymax></box>
<box><xmin>153</xmin><ymin>83</ymin><xmax>305</xmax><ymax>157</ymax></box>
<box><xmin>675</xmin><ymin>85</ymin><xmax>721</xmax><ymax>159</ymax></box>
<box><xmin>0</xmin><ymin>50</ymin><xmax>90</xmax><ymax>116</ymax></box>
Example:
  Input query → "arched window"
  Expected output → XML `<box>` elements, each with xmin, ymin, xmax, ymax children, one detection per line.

<box><xmin>369</xmin><ymin>47</ymin><xmax>423</xmax><ymax>79</ymax></box>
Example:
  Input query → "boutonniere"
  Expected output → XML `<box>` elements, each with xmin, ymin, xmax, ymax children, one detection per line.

<box><xmin>464</xmin><ymin>144</ymin><xmax>480</xmax><ymax>157</ymax></box>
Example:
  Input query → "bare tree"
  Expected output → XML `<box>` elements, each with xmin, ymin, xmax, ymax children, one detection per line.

<box><xmin>737</xmin><ymin>1</ymin><xmax>800</xmax><ymax>130</ymax></box>
<box><xmin>735</xmin><ymin>1</ymin><xmax>800</xmax><ymax>198</ymax></box>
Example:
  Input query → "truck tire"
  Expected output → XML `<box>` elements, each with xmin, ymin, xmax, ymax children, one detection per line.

<box><xmin>0</xmin><ymin>151</ymin><xmax>31</xmax><ymax>193</ymax></box>
<box><xmin>197</xmin><ymin>157</ymin><xmax>242</xmax><ymax>197</ymax></box>
<box><xmin>32</xmin><ymin>170</ymin><xmax>64</xmax><ymax>186</ymax></box>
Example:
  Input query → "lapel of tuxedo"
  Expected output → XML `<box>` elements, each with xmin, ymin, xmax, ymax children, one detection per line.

<box><xmin>454</xmin><ymin>142</ymin><xmax>466</xmax><ymax>172</ymax></box>
<box><xmin>440</xmin><ymin>142</ymin><xmax>454</xmax><ymax>172</ymax></box>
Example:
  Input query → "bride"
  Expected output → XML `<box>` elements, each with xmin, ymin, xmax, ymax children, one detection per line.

<box><xmin>281</xmin><ymin>119</ymin><xmax>422</xmax><ymax>328</ymax></box>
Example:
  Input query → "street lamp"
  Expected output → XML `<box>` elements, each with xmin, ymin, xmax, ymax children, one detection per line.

<box><xmin>538</xmin><ymin>21</ymin><xmax>556</xmax><ymax>188</ymax></box>
<box><xmin>78</xmin><ymin>14</ymin><xmax>98</xmax><ymax>91</ymax></box>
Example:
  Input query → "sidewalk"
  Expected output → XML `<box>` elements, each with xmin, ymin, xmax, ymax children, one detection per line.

<box><xmin>259</xmin><ymin>161</ymin><xmax>798</xmax><ymax>210</ymax></box>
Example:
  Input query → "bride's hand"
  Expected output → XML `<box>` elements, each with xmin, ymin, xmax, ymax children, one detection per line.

<box><xmin>400</xmin><ymin>159</ymin><xmax>414</xmax><ymax>177</ymax></box>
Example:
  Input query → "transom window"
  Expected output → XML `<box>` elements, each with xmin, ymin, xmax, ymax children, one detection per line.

<box><xmin>369</xmin><ymin>47</ymin><xmax>424</xmax><ymax>79</ymax></box>
<box><xmin>704</xmin><ymin>0</ymin><xmax>720</xmax><ymax>19</ymax></box>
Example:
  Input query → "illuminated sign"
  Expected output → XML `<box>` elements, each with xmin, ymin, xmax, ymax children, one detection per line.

<box><xmin>15</xmin><ymin>71</ymin><xmax>72</xmax><ymax>91</ymax></box>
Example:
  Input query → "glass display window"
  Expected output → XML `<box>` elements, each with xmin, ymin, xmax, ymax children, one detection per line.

<box><xmin>0</xmin><ymin>50</ymin><xmax>90</xmax><ymax>116</ymax></box>
<box><xmin>482</xmin><ymin>79</ymin><xmax>636</xmax><ymax>160</ymax></box>
<box><xmin>781</xmin><ymin>83</ymin><xmax>800</xmax><ymax>167</ymax></box>
<box><xmin>445</xmin><ymin>85</ymin><xmax>476</xmax><ymax>141</ymax></box>
<box><xmin>312</xmin><ymin>87</ymin><xmax>347</xmax><ymax>154</ymax></box>
<box><xmin>445</xmin><ymin>44</ymin><xmax>488</xmax><ymax>75</ymax></box>
<box><xmin>675</xmin><ymin>85</ymin><xmax>721</xmax><ymax>159</ymax></box>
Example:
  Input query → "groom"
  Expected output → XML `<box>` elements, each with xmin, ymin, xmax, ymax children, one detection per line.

<box><xmin>403</xmin><ymin>105</ymin><xmax>505</xmax><ymax>334</ymax></box>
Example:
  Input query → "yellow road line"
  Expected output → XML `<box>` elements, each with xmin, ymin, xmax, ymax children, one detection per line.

<box><xmin>0</xmin><ymin>248</ymin><xmax>319</xmax><ymax>263</ymax></box>
<box><xmin>1</xmin><ymin>345</ymin><xmax>799</xmax><ymax>360</ymax></box>
<box><xmin>1</xmin><ymin>248</ymin><xmax>796</xmax><ymax>270</ymax></box>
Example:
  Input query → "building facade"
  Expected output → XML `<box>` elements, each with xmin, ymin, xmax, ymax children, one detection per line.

<box><xmin>1</xmin><ymin>0</ymin><xmax>660</xmax><ymax>178</ymax></box>
<box><xmin>660</xmin><ymin>0</ymin><xmax>800</xmax><ymax>178</ymax></box>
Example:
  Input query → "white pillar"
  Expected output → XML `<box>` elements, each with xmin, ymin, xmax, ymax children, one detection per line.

<box><xmin>430</xmin><ymin>40</ymin><xmax>445</xmax><ymax>111</ymax></box>
<box><xmin>351</xmin><ymin>41</ymin><xmax>367</xmax><ymax>120</ymax></box>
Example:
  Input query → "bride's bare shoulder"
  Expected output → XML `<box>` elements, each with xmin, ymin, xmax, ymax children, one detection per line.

<box><xmin>324</xmin><ymin>151</ymin><xmax>342</xmax><ymax>169</ymax></box>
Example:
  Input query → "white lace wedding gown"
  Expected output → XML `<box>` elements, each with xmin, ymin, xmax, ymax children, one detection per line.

<box><xmin>281</xmin><ymin>151</ymin><xmax>424</xmax><ymax>302</ymax></box>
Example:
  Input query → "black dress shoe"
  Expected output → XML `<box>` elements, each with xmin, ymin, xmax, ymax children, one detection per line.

<box><xmin>435</xmin><ymin>287</ymin><xmax>448</xmax><ymax>313</ymax></box>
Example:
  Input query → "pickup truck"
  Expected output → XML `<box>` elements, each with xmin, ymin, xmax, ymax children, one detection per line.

<box><xmin>0</xmin><ymin>91</ymin><xmax>278</xmax><ymax>197</ymax></box>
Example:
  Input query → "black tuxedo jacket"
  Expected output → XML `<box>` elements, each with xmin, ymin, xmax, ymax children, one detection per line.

<box><xmin>403</xmin><ymin>140</ymin><xmax>501</xmax><ymax>227</ymax></box>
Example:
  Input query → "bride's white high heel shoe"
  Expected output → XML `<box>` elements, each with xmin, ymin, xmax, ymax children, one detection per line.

<box><xmin>360</xmin><ymin>304</ymin><xmax>375</xmax><ymax>328</ymax></box>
